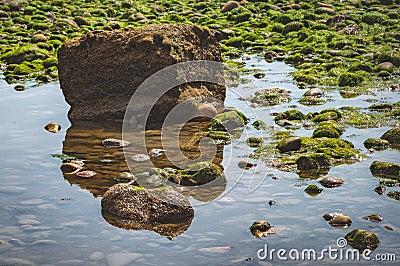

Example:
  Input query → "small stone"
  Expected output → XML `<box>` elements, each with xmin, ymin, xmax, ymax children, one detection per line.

<box><xmin>115</xmin><ymin>172</ymin><xmax>136</xmax><ymax>183</ymax></box>
<box><xmin>60</xmin><ymin>162</ymin><xmax>83</xmax><ymax>174</ymax></box>
<box><xmin>254</xmin><ymin>72</ymin><xmax>265</xmax><ymax>79</ymax></box>
<box><xmin>304</xmin><ymin>88</ymin><xmax>324</xmax><ymax>97</ymax></box>
<box><xmin>102</xmin><ymin>138</ymin><xmax>130</xmax><ymax>148</ymax></box>
<box><xmin>387</xmin><ymin>191</ymin><xmax>400</xmax><ymax>201</ymax></box>
<box><xmin>73</xmin><ymin>16</ymin><xmax>90</xmax><ymax>26</ymax></box>
<box><xmin>14</xmin><ymin>84</ymin><xmax>26</xmax><ymax>91</ymax></box>
<box><xmin>221</xmin><ymin>1</ymin><xmax>239</xmax><ymax>13</ymax></box>
<box><xmin>384</xmin><ymin>225</ymin><xmax>395</xmax><ymax>231</ymax></box>
<box><xmin>378</xmin><ymin>62</ymin><xmax>395</xmax><ymax>71</ymax></box>
<box><xmin>44</xmin><ymin>122</ymin><xmax>61</xmax><ymax>133</ymax></box>
<box><xmin>131</xmin><ymin>154</ymin><xmax>150</xmax><ymax>162</ymax></box>
<box><xmin>319</xmin><ymin>176</ymin><xmax>345</xmax><ymax>188</ymax></box>
<box><xmin>323</xmin><ymin>212</ymin><xmax>352</xmax><ymax>228</ymax></box>
<box><xmin>148</xmin><ymin>149</ymin><xmax>166</xmax><ymax>157</ymax></box>
<box><xmin>304</xmin><ymin>184</ymin><xmax>323</xmax><ymax>196</ymax></box>
<box><xmin>237</xmin><ymin>160</ymin><xmax>257</xmax><ymax>169</ymax></box>
<box><xmin>76</xmin><ymin>170</ymin><xmax>97</xmax><ymax>178</ymax></box>
<box><xmin>250</xmin><ymin>220</ymin><xmax>272</xmax><ymax>238</ymax></box>
<box><xmin>363</xmin><ymin>138</ymin><xmax>389</xmax><ymax>150</ymax></box>
<box><xmin>32</xmin><ymin>33</ymin><xmax>48</xmax><ymax>43</ymax></box>
<box><xmin>264</xmin><ymin>51</ymin><xmax>278</xmax><ymax>62</ymax></box>
<box><xmin>374</xmin><ymin>185</ymin><xmax>386</xmax><ymax>195</ymax></box>
<box><xmin>362</xmin><ymin>213</ymin><xmax>384</xmax><ymax>223</ymax></box>
<box><xmin>268</xmin><ymin>200</ymin><xmax>276</xmax><ymax>206</ymax></box>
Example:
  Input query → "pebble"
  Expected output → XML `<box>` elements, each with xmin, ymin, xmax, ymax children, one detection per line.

<box><xmin>76</xmin><ymin>170</ymin><xmax>97</xmax><ymax>178</ymax></box>
<box><xmin>44</xmin><ymin>122</ymin><xmax>61</xmax><ymax>133</ymax></box>
<box><xmin>237</xmin><ymin>160</ymin><xmax>257</xmax><ymax>169</ymax></box>
<box><xmin>131</xmin><ymin>154</ymin><xmax>150</xmax><ymax>162</ymax></box>
<box><xmin>102</xmin><ymin>138</ymin><xmax>131</xmax><ymax>148</ymax></box>
<box><xmin>148</xmin><ymin>149</ymin><xmax>166</xmax><ymax>157</ymax></box>
<box><xmin>362</xmin><ymin>213</ymin><xmax>384</xmax><ymax>223</ymax></box>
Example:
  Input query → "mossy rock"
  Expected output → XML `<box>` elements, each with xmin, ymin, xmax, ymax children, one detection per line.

<box><xmin>277</xmin><ymin>136</ymin><xmax>301</xmax><ymax>153</ymax></box>
<box><xmin>247</xmin><ymin>137</ymin><xmax>263</xmax><ymax>148</ymax></box>
<box><xmin>377</xmin><ymin>53</ymin><xmax>400</xmax><ymax>67</ymax></box>
<box><xmin>208</xmin><ymin>109</ymin><xmax>249</xmax><ymax>133</ymax></box>
<box><xmin>312</xmin><ymin>125</ymin><xmax>341</xmax><ymax>138</ymax></box>
<box><xmin>252</xmin><ymin>120</ymin><xmax>267</xmax><ymax>130</ymax></box>
<box><xmin>338</xmin><ymin>72</ymin><xmax>364</xmax><ymax>87</ymax></box>
<box><xmin>275</xmin><ymin>110</ymin><xmax>305</xmax><ymax>123</ymax></box>
<box><xmin>368</xmin><ymin>103</ymin><xmax>393</xmax><ymax>111</ymax></box>
<box><xmin>363</xmin><ymin>138</ymin><xmax>389</xmax><ymax>150</ymax></box>
<box><xmin>381</xmin><ymin>128</ymin><xmax>400</xmax><ymax>148</ymax></box>
<box><xmin>299</xmin><ymin>96</ymin><xmax>326</xmax><ymax>106</ymax></box>
<box><xmin>304</xmin><ymin>184</ymin><xmax>323</xmax><ymax>196</ymax></box>
<box><xmin>370</xmin><ymin>161</ymin><xmax>400</xmax><ymax>179</ymax></box>
<box><xmin>362</xmin><ymin>11</ymin><xmax>389</xmax><ymax>25</ymax></box>
<box><xmin>345</xmin><ymin>229</ymin><xmax>379</xmax><ymax>252</ymax></box>
<box><xmin>387</xmin><ymin>191</ymin><xmax>400</xmax><ymax>201</ymax></box>
<box><xmin>1</xmin><ymin>44</ymin><xmax>49</xmax><ymax>65</ymax></box>
<box><xmin>311</xmin><ymin>111</ymin><xmax>340</xmax><ymax>123</ymax></box>
<box><xmin>317</xmin><ymin>121</ymin><xmax>344</xmax><ymax>134</ymax></box>
<box><xmin>282</xmin><ymin>21</ymin><xmax>303</xmax><ymax>35</ymax></box>
<box><xmin>249</xmin><ymin>88</ymin><xmax>290</xmax><ymax>106</ymax></box>
<box><xmin>207</xmin><ymin>131</ymin><xmax>232</xmax><ymax>145</ymax></box>
<box><xmin>296</xmin><ymin>153</ymin><xmax>330</xmax><ymax>172</ymax></box>
<box><xmin>178</xmin><ymin>162</ymin><xmax>225</xmax><ymax>186</ymax></box>
<box><xmin>300</xmin><ymin>137</ymin><xmax>358</xmax><ymax>160</ymax></box>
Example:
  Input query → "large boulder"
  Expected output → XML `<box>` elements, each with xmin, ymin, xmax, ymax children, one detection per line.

<box><xmin>101</xmin><ymin>184</ymin><xmax>194</xmax><ymax>236</ymax></box>
<box><xmin>58</xmin><ymin>24</ymin><xmax>225</xmax><ymax>124</ymax></box>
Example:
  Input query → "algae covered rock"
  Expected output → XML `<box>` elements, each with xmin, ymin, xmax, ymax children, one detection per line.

<box><xmin>249</xmin><ymin>88</ymin><xmax>290</xmax><ymax>107</ymax></box>
<box><xmin>250</xmin><ymin>220</ymin><xmax>273</xmax><ymax>238</ymax></box>
<box><xmin>370</xmin><ymin>161</ymin><xmax>400</xmax><ymax>179</ymax></box>
<box><xmin>304</xmin><ymin>184</ymin><xmax>323</xmax><ymax>196</ymax></box>
<box><xmin>165</xmin><ymin>162</ymin><xmax>225</xmax><ymax>186</ymax></box>
<box><xmin>381</xmin><ymin>128</ymin><xmax>400</xmax><ymax>148</ymax></box>
<box><xmin>274</xmin><ymin>110</ymin><xmax>305</xmax><ymax>128</ymax></box>
<box><xmin>208</xmin><ymin>108</ymin><xmax>249</xmax><ymax>133</ymax></box>
<box><xmin>247</xmin><ymin>137</ymin><xmax>263</xmax><ymax>148</ymax></box>
<box><xmin>345</xmin><ymin>229</ymin><xmax>379</xmax><ymax>252</ymax></box>
<box><xmin>363</xmin><ymin>138</ymin><xmax>389</xmax><ymax>150</ymax></box>
<box><xmin>297</xmin><ymin>153</ymin><xmax>330</xmax><ymax>172</ymax></box>
<box><xmin>323</xmin><ymin>213</ymin><xmax>352</xmax><ymax>228</ymax></box>
<box><xmin>387</xmin><ymin>191</ymin><xmax>400</xmax><ymax>201</ymax></box>
<box><xmin>362</xmin><ymin>213</ymin><xmax>384</xmax><ymax>223</ymax></box>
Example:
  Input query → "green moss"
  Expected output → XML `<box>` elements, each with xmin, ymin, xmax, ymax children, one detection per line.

<box><xmin>1</xmin><ymin>44</ymin><xmax>49</xmax><ymax>65</ymax></box>
<box><xmin>282</xmin><ymin>21</ymin><xmax>303</xmax><ymax>35</ymax></box>
<box><xmin>387</xmin><ymin>191</ymin><xmax>400</xmax><ymax>201</ymax></box>
<box><xmin>377</xmin><ymin>52</ymin><xmax>400</xmax><ymax>67</ymax></box>
<box><xmin>275</xmin><ymin>110</ymin><xmax>305</xmax><ymax>122</ymax></box>
<box><xmin>364</xmin><ymin>138</ymin><xmax>389</xmax><ymax>150</ymax></box>
<box><xmin>362</xmin><ymin>11</ymin><xmax>389</xmax><ymax>25</ymax></box>
<box><xmin>247</xmin><ymin>137</ymin><xmax>263</xmax><ymax>148</ymax></box>
<box><xmin>381</xmin><ymin>128</ymin><xmax>400</xmax><ymax>148</ymax></box>
<box><xmin>249</xmin><ymin>88</ymin><xmax>290</xmax><ymax>106</ymax></box>
<box><xmin>304</xmin><ymin>184</ymin><xmax>323</xmax><ymax>196</ymax></box>
<box><xmin>296</xmin><ymin>153</ymin><xmax>330</xmax><ymax>172</ymax></box>
<box><xmin>312</xmin><ymin>125</ymin><xmax>341</xmax><ymax>138</ymax></box>
<box><xmin>225</xmin><ymin>36</ymin><xmax>244</xmax><ymax>48</ymax></box>
<box><xmin>299</xmin><ymin>96</ymin><xmax>326</xmax><ymax>106</ymax></box>
<box><xmin>369</xmin><ymin>103</ymin><xmax>393</xmax><ymax>111</ymax></box>
<box><xmin>370</xmin><ymin>161</ymin><xmax>400</xmax><ymax>179</ymax></box>
<box><xmin>207</xmin><ymin>131</ymin><xmax>232</xmax><ymax>145</ymax></box>
<box><xmin>338</xmin><ymin>72</ymin><xmax>364</xmax><ymax>87</ymax></box>
<box><xmin>178</xmin><ymin>162</ymin><xmax>225</xmax><ymax>186</ymax></box>
<box><xmin>252</xmin><ymin>120</ymin><xmax>267</xmax><ymax>130</ymax></box>
<box><xmin>208</xmin><ymin>109</ymin><xmax>249</xmax><ymax>132</ymax></box>
<box><xmin>311</xmin><ymin>111</ymin><xmax>340</xmax><ymax>123</ymax></box>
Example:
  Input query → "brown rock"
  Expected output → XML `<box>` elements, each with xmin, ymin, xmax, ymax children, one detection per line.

<box><xmin>32</xmin><ymin>33</ymin><xmax>48</xmax><ymax>43</ymax></box>
<box><xmin>277</xmin><ymin>136</ymin><xmax>301</xmax><ymax>153</ymax></box>
<box><xmin>378</xmin><ymin>62</ymin><xmax>395</xmax><ymax>71</ymax></box>
<box><xmin>58</xmin><ymin>24</ymin><xmax>225</xmax><ymax>123</ymax></box>
<box><xmin>221</xmin><ymin>1</ymin><xmax>239</xmax><ymax>13</ymax></box>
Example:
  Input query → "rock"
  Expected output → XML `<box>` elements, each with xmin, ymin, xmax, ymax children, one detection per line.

<box><xmin>60</xmin><ymin>162</ymin><xmax>83</xmax><ymax>174</ymax></box>
<box><xmin>304</xmin><ymin>88</ymin><xmax>324</xmax><ymax>97</ymax></box>
<box><xmin>296</xmin><ymin>153</ymin><xmax>330</xmax><ymax>172</ymax></box>
<box><xmin>207</xmin><ymin>130</ymin><xmax>232</xmax><ymax>144</ymax></box>
<box><xmin>374</xmin><ymin>185</ymin><xmax>386</xmax><ymax>195</ymax></box>
<box><xmin>381</xmin><ymin>128</ymin><xmax>400</xmax><ymax>148</ymax></box>
<box><xmin>14</xmin><ymin>84</ymin><xmax>26</xmax><ymax>91</ymax></box>
<box><xmin>44</xmin><ymin>122</ymin><xmax>61</xmax><ymax>133</ymax></box>
<box><xmin>363</xmin><ymin>138</ymin><xmax>389</xmax><ymax>150</ymax></box>
<box><xmin>277</xmin><ymin>136</ymin><xmax>301</xmax><ymax>153</ymax></box>
<box><xmin>249</xmin><ymin>88</ymin><xmax>290</xmax><ymax>107</ymax></box>
<box><xmin>250</xmin><ymin>221</ymin><xmax>272</xmax><ymax>238</ymax></box>
<box><xmin>131</xmin><ymin>154</ymin><xmax>150</xmax><ymax>162</ymax></box>
<box><xmin>115</xmin><ymin>172</ymin><xmax>136</xmax><ymax>183</ymax></box>
<box><xmin>304</xmin><ymin>184</ymin><xmax>323</xmax><ymax>196</ymax></box>
<box><xmin>58</xmin><ymin>24</ymin><xmax>225</xmax><ymax>123</ymax></box>
<box><xmin>221</xmin><ymin>1</ymin><xmax>239</xmax><ymax>13</ymax></box>
<box><xmin>323</xmin><ymin>212</ymin><xmax>352</xmax><ymax>228</ymax></box>
<box><xmin>368</xmin><ymin>103</ymin><xmax>393</xmax><ymax>111</ymax></box>
<box><xmin>362</xmin><ymin>213</ymin><xmax>384</xmax><ymax>223</ymax></box>
<box><xmin>76</xmin><ymin>170</ymin><xmax>97</xmax><ymax>178</ymax></box>
<box><xmin>254</xmin><ymin>72</ymin><xmax>265</xmax><ymax>79</ymax></box>
<box><xmin>345</xmin><ymin>229</ymin><xmax>379</xmax><ymax>252</ymax></box>
<box><xmin>208</xmin><ymin>108</ymin><xmax>249</xmax><ymax>133</ymax></box>
<box><xmin>196</xmin><ymin>103</ymin><xmax>218</xmax><ymax>120</ymax></box>
<box><xmin>32</xmin><ymin>33</ymin><xmax>48</xmax><ymax>43</ymax></box>
<box><xmin>275</xmin><ymin>110</ymin><xmax>305</xmax><ymax>127</ymax></box>
<box><xmin>387</xmin><ymin>191</ymin><xmax>400</xmax><ymax>201</ymax></box>
<box><xmin>73</xmin><ymin>16</ymin><xmax>90</xmax><ymax>26</ymax></box>
<box><xmin>101</xmin><ymin>184</ymin><xmax>194</xmax><ymax>236</ymax></box>
<box><xmin>264</xmin><ymin>51</ymin><xmax>278</xmax><ymax>62</ymax></box>
<box><xmin>312</xmin><ymin>123</ymin><xmax>342</xmax><ymax>138</ymax></box>
<box><xmin>167</xmin><ymin>162</ymin><xmax>225</xmax><ymax>186</ymax></box>
<box><xmin>252</xmin><ymin>120</ymin><xmax>266</xmax><ymax>130</ymax></box>
<box><xmin>319</xmin><ymin>176</ymin><xmax>344</xmax><ymax>188</ymax></box>
<box><xmin>237</xmin><ymin>160</ymin><xmax>257</xmax><ymax>169</ymax></box>
<box><xmin>148</xmin><ymin>149</ymin><xmax>166</xmax><ymax>157</ymax></box>
<box><xmin>370</xmin><ymin>161</ymin><xmax>400</xmax><ymax>179</ymax></box>
<box><xmin>378</xmin><ymin>62</ymin><xmax>395</xmax><ymax>71</ymax></box>
<box><xmin>102</xmin><ymin>138</ymin><xmax>130</xmax><ymax>148</ymax></box>
<box><xmin>246</xmin><ymin>137</ymin><xmax>263</xmax><ymax>148</ymax></box>
<box><xmin>268</xmin><ymin>200</ymin><xmax>276</xmax><ymax>206</ymax></box>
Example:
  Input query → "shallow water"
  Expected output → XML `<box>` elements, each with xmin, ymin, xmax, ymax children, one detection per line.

<box><xmin>0</xmin><ymin>55</ymin><xmax>399</xmax><ymax>266</ymax></box>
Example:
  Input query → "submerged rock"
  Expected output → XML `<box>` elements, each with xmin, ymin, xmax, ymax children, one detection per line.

<box><xmin>362</xmin><ymin>213</ymin><xmax>384</xmax><ymax>223</ymax></box>
<box><xmin>274</xmin><ymin>110</ymin><xmax>305</xmax><ymax>127</ymax></box>
<box><xmin>374</xmin><ymin>185</ymin><xmax>386</xmax><ymax>195</ymax></box>
<box><xmin>60</xmin><ymin>162</ymin><xmax>83</xmax><ymax>174</ymax></box>
<box><xmin>304</xmin><ymin>184</ymin><xmax>323</xmax><ymax>196</ymax></box>
<box><xmin>323</xmin><ymin>212</ymin><xmax>352</xmax><ymax>228</ymax></box>
<box><xmin>345</xmin><ymin>229</ymin><xmax>379</xmax><ymax>252</ymax></box>
<box><xmin>252</xmin><ymin>120</ymin><xmax>267</xmax><ymax>130</ymax></box>
<box><xmin>363</xmin><ymin>138</ymin><xmax>389</xmax><ymax>150</ymax></box>
<box><xmin>381</xmin><ymin>128</ymin><xmax>400</xmax><ymax>148</ymax></box>
<box><xmin>131</xmin><ymin>154</ymin><xmax>150</xmax><ymax>162</ymax></box>
<box><xmin>208</xmin><ymin>108</ymin><xmax>249</xmax><ymax>133</ymax></box>
<box><xmin>115</xmin><ymin>172</ymin><xmax>136</xmax><ymax>183</ymax></box>
<box><xmin>101</xmin><ymin>184</ymin><xmax>193</xmax><ymax>237</ymax></box>
<box><xmin>237</xmin><ymin>160</ymin><xmax>257</xmax><ymax>169</ymax></box>
<box><xmin>44</xmin><ymin>122</ymin><xmax>61</xmax><ymax>133</ymax></box>
<box><xmin>249</xmin><ymin>88</ymin><xmax>290</xmax><ymax>107</ymax></box>
<box><xmin>58</xmin><ymin>24</ymin><xmax>225</xmax><ymax>123</ymax></box>
<box><xmin>76</xmin><ymin>170</ymin><xmax>97</xmax><ymax>178</ymax></box>
<box><xmin>297</xmin><ymin>153</ymin><xmax>330</xmax><ymax>172</ymax></box>
<box><xmin>319</xmin><ymin>176</ymin><xmax>345</xmax><ymax>188</ymax></box>
<box><xmin>246</xmin><ymin>137</ymin><xmax>263</xmax><ymax>148</ymax></box>
<box><xmin>370</xmin><ymin>161</ymin><xmax>400</xmax><ymax>179</ymax></box>
<box><xmin>102</xmin><ymin>138</ymin><xmax>130</xmax><ymax>148</ymax></box>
